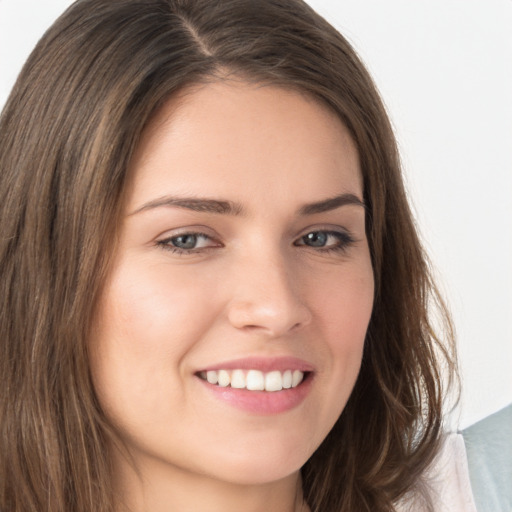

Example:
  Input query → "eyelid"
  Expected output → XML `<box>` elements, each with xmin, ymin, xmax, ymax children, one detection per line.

<box><xmin>153</xmin><ymin>224</ymin><xmax>357</xmax><ymax>255</ymax></box>
<box><xmin>293</xmin><ymin>226</ymin><xmax>356</xmax><ymax>252</ymax></box>
<box><xmin>294</xmin><ymin>224</ymin><xmax>353</xmax><ymax>240</ymax></box>
<box><xmin>155</xmin><ymin>224</ymin><xmax>219</xmax><ymax>241</ymax></box>
<box><xmin>155</xmin><ymin>227</ymin><xmax>223</xmax><ymax>254</ymax></box>
<box><xmin>294</xmin><ymin>230</ymin><xmax>352</xmax><ymax>244</ymax></box>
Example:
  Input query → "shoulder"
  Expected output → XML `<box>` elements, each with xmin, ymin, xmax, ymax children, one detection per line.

<box><xmin>426</xmin><ymin>432</ymin><xmax>478</xmax><ymax>512</ymax></box>
<box><xmin>462</xmin><ymin>403</ymin><xmax>512</xmax><ymax>512</ymax></box>
<box><xmin>396</xmin><ymin>403</ymin><xmax>512</xmax><ymax>512</ymax></box>
<box><xmin>395</xmin><ymin>433</ymin><xmax>477</xmax><ymax>512</ymax></box>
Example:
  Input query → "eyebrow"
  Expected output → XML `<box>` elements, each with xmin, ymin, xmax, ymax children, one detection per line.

<box><xmin>130</xmin><ymin>196</ymin><xmax>243</xmax><ymax>216</ymax></box>
<box><xmin>129</xmin><ymin>193</ymin><xmax>365</xmax><ymax>216</ymax></box>
<box><xmin>298</xmin><ymin>193</ymin><xmax>365</xmax><ymax>215</ymax></box>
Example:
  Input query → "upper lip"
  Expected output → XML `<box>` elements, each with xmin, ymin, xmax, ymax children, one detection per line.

<box><xmin>197</xmin><ymin>356</ymin><xmax>315</xmax><ymax>373</ymax></box>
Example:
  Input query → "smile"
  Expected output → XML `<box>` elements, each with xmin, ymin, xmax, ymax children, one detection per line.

<box><xmin>195</xmin><ymin>357</ymin><xmax>315</xmax><ymax>414</ymax></box>
<box><xmin>198</xmin><ymin>369</ymin><xmax>305</xmax><ymax>392</ymax></box>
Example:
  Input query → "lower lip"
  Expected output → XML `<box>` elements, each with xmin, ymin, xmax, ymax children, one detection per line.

<box><xmin>197</xmin><ymin>374</ymin><xmax>313</xmax><ymax>415</ymax></box>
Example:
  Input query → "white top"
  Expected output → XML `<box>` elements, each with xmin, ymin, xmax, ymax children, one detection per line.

<box><xmin>396</xmin><ymin>433</ymin><xmax>477</xmax><ymax>512</ymax></box>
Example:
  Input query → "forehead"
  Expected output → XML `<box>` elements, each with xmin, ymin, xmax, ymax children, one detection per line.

<box><xmin>127</xmin><ymin>80</ymin><xmax>362</xmax><ymax>212</ymax></box>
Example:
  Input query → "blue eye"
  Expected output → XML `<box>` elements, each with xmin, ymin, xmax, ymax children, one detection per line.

<box><xmin>157</xmin><ymin>232</ymin><xmax>216</xmax><ymax>253</ymax></box>
<box><xmin>302</xmin><ymin>232</ymin><xmax>329</xmax><ymax>247</ymax></box>
<box><xmin>296</xmin><ymin>230</ymin><xmax>354</xmax><ymax>252</ymax></box>
<box><xmin>171</xmin><ymin>234</ymin><xmax>201</xmax><ymax>249</ymax></box>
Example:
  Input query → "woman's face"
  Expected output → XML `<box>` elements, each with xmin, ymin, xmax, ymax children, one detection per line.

<box><xmin>90</xmin><ymin>81</ymin><xmax>374</xmax><ymax>487</ymax></box>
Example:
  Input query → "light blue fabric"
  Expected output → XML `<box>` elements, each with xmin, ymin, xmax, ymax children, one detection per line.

<box><xmin>462</xmin><ymin>403</ymin><xmax>512</xmax><ymax>512</ymax></box>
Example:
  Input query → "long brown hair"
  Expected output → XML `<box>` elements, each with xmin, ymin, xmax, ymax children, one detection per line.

<box><xmin>0</xmin><ymin>0</ymin><xmax>457</xmax><ymax>510</ymax></box>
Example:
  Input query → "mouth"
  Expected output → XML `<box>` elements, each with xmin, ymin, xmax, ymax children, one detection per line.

<box><xmin>194</xmin><ymin>356</ymin><xmax>315</xmax><ymax>413</ymax></box>
<box><xmin>196</xmin><ymin>369</ymin><xmax>310</xmax><ymax>392</ymax></box>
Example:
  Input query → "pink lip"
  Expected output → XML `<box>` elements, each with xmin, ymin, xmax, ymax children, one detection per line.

<box><xmin>195</xmin><ymin>356</ymin><xmax>315</xmax><ymax>415</ymax></box>
<box><xmin>197</xmin><ymin>356</ymin><xmax>315</xmax><ymax>373</ymax></box>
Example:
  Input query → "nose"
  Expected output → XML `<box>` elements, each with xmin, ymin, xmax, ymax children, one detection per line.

<box><xmin>226</xmin><ymin>252</ymin><xmax>312</xmax><ymax>338</ymax></box>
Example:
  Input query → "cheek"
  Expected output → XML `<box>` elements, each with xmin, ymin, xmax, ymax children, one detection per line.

<box><xmin>88</xmin><ymin>259</ymin><xmax>218</xmax><ymax>415</ymax></box>
<box><xmin>308</xmin><ymin>262</ymin><xmax>374</xmax><ymax>407</ymax></box>
<box><xmin>312</xmin><ymin>261</ymin><xmax>374</xmax><ymax>346</ymax></box>
<box><xmin>94</xmin><ymin>260</ymin><xmax>216</xmax><ymax>359</ymax></box>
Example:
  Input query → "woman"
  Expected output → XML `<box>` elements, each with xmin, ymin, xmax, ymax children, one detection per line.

<box><xmin>0</xmin><ymin>0</ymin><xmax>457</xmax><ymax>510</ymax></box>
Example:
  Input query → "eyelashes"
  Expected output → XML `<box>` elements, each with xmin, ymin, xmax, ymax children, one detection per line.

<box><xmin>156</xmin><ymin>229</ymin><xmax>356</xmax><ymax>256</ymax></box>
<box><xmin>293</xmin><ymin>230</ymin><xmax>355</xmax><ymax>253</ymax></box>
<box><xmin>159</xmin><ymin>233</ymin><xmax>216</xmax><ymax>251</ymax></box>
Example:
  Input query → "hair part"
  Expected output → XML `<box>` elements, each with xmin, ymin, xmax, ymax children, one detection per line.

<box><xmin>0</xmin><ymin>1</ymin><xmax>457</xmax><ymax>511</ymax></box>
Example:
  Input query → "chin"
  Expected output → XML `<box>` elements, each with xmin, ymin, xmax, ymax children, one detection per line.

<box><xmin>194</xmin><ymin>437</ymin><xmax>313</xmax><ymax>486</ymax></box>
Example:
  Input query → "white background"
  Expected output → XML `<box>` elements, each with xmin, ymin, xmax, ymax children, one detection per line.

<box><xmin>1</xmin><ymin>0</ymin><xmax>511</xmax><ymax>429</ymax></box>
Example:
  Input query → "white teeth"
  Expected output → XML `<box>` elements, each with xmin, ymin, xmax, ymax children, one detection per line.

<box><xmin>230</xmin><ymin>369</ymin><xmax>246</xmax><ymax>389</ymax></box>
<box><xmin>265</xmin><ymin>370</ymin><xmax>282</xmax><ymax>392</ymax></box>
<box><xmin>246</xmin><ymin>370</ymin><xmax>265</xmax><ymax>390</ymax></box>
<box><xmin>206</xmin><ymin>370</ymin><xmax>218</xmax><ymax>385</ymax></box>
<box><xmin>217</xmin><ymin>370</ymin><xmax>230</xmax><ymax>387</ymax></box>
<box><xmin>199</xmin><ymin>369</ymin><xmax>306</xmax><ymax>392</ymax></box>
<box><xmin>292</xmin><ymin>369</ymin><xmax>304</xmax><ymax>387</ymax></box>
<box><xmin>282</xmin><ymin>369</ymin><xmax>292</xmax><ymax>389</ymax></box>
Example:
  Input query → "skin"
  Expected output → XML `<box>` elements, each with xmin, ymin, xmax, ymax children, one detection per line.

<box><xmin>90</xmin><ymin>80</ymin><xmax>375</xmax><ymax>512</ymax></box>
